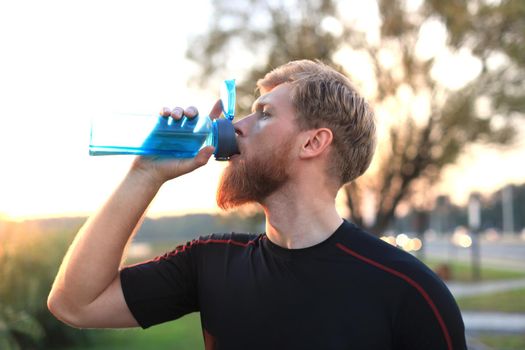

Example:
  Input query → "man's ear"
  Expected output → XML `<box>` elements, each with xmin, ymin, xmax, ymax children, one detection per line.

<box><xmin>299</xmin><ymin>128</ymin><xmax>333</xmax><ymax>159</ymax></box>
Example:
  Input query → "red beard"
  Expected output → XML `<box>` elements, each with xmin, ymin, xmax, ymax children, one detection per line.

<box><xmin>216</xmin><ymin>138</ymin><xmax>294</xmax><ymax>209</ymax></box>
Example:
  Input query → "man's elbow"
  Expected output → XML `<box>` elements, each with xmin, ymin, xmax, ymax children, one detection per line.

<box><xmin>47</xmin><ymin>291</ymin><xmax>86</xmax><ymax>329</ymax></box>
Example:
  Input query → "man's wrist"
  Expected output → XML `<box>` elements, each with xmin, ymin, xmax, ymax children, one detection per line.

<box><xmin>127</xmin><ymin>164</ymin><xmax>166</xmax><ymax>193</ymax></box>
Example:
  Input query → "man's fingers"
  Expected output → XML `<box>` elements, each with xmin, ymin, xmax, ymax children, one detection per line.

<box><xmin>160</xmin><ymin>105</ymin><xmax>201</xmax><ymax>121</ymax></box>
<box><xmin>171</xmin><ymin>107</ymin><xmax>184</xmax><ymax>120</ymax></box>
<box><xmin>160</xmin><ymin>107</ymin><xmax>171</xmax><ymax>117</ymax></box>
<box><xmin>184</xmin><ymin>106</ymin><xmax>198</xmax><ymax>119</ymax></box>
<box><xmin>209</xmin><ymin>100</ymin><xmax>223</xmax><ymax>120</ymax></box>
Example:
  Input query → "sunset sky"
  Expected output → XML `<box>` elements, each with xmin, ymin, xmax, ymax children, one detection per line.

<box><xmin>1</xmin><ymin>0</ymin><xmax>524</xmax><ymax>221</ymax></box>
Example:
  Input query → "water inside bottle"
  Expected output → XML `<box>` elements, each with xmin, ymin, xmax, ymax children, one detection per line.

<box><xmin>89</xmin><ymin>114</ymin><xmax>212</xmax><ymax>157</ymax></box>
<box><xmin>138</xmin><ymin>114</ymin><xmax>207</xmax><ymax>157</ymax></box>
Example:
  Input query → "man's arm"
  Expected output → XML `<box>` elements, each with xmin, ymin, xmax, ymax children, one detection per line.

<box><xmin>48</xmin><ymin>104</ymin><xmax>219</xmax><ymax>329</ymax></box>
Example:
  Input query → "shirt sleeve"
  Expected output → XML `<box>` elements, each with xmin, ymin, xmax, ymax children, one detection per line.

<box><xmin>393</xmin><ymin>271</ymin><xmax>467</xmax><ymax>350</ymax></box>
<box><xmin>120</xmin><ymin>240</ymin><xmax>199</xmax><ymax>329</ymax></box>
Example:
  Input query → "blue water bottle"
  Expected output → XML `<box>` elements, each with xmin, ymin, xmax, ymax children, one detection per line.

<box><xmin>89</xmin><ymin>79</ymin><xmax>239</xmax><ymax>160</ymax></box>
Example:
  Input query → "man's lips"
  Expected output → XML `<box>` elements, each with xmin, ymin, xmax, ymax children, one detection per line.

<box><xmin>232</xmin><ymin>142</ymin><xmax>243</xmax><ymax>159</ymax></box>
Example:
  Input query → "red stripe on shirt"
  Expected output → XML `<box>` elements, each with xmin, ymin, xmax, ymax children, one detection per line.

<box><xmin>335</xmin><ymin>242</ymin><xmax>453</xmax><ymax>350</ymax></box>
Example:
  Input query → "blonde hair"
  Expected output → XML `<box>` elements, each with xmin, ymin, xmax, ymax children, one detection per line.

<box><xmin>257</xmin><ymin>59</ymin><xmax>376</xmax><ymax>185</ymax></box>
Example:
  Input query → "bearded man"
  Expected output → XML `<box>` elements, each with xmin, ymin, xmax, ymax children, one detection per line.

<box><xmin>48</xmin><ymin>60</ymin><xmax>466</xmax><ymax>350</ymax></box>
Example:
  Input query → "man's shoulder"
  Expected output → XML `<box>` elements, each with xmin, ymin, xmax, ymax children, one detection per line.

<box><xmin>164</xmin><ymin>232</ymin><xmax>262</xmax><ymax>260</ymax></box>
<box><xmin>187</xmin><ymin>232</ymin><xmax>262</xmax><ymax>250</ymax></box>
<box><xmin>338</xmin><ymin>222</ymin><xmax>460</xmax><ymax>329</ymax></box>
<box><xmin>337</xmin><ymin>221</ymin><xmax>443</xmax><ymax>290</ymax></box>
<box><xmin>199</xmin><ymin>231</ymin><xmax>261</xmax><ymax>242</ymax></box>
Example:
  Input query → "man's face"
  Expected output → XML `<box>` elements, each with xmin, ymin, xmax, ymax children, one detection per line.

<box><xmin>217</xmin><ymin>83</ymin><xmax>299</xmax><ymax>209</ymax></box>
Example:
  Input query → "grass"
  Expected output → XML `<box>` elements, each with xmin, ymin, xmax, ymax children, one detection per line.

<box><xmin>56</xmin><ymin>313</ymin><xmax>204</xmax><ymax>350</ymax></box>
<box><xmin>422</xmin><ymin>259</ymin><xmax>525</xmax><ymax>282</ymax></box>
<box><xmin>477</xmin><ymin>333</ymin><xmax>525</xmax><ymax>350</ymax></box>
<box><xmin>456</xmin><ymin>287</ymin><xmax>525</xmax><ymax>313</ymax></box>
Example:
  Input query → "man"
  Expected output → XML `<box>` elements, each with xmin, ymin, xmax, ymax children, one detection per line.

<box><xmin>48</xmin><ymin>60</ymin><xmax>466</xmax><ymax>349</ymax></box>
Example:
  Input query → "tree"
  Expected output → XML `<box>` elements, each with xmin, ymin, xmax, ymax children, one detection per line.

<box><xmin>187</xmin><ymin>0</ymin><xmax>524</xmax><ymax>235</ymax></box>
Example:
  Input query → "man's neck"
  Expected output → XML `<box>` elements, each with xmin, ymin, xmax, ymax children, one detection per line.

<box><xmin>262</xmin><ymin>187</ymin><xmax>343</xmax><ymax>249</ymax></box>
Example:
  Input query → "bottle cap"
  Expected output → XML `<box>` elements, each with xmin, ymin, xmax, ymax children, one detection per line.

<box><xmin>214</xmin><ymin>118</ymin><xmax>239</xmax><ymax>160</ymax></box>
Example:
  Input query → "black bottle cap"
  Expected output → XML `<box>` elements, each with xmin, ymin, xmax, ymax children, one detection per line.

<box><xmin>214</xmin><ymin>118</ymin><xmax>240</xmax><ymax>160</ymax></box>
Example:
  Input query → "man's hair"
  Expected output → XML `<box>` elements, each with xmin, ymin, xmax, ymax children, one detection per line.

<box><xmin>257</xmin><ymin>59</ymin><xmax>376</xmax><ymax>186</ymax></box>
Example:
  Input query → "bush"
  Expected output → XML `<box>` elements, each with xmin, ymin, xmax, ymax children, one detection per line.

<box><xmin>0</xmin><ymin>221</ymin><xmax>91</xmax><ymax>349</ymax></box>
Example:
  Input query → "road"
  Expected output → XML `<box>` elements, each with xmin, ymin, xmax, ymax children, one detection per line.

<box><xmin>418</xmin><ymin>234</ymin><xmax>525</xmax><ymax>270</ymax></box>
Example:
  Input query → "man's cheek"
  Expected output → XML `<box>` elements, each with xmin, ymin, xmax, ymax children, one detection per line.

<box><xmin>252</xmin><ymin>120</ymin><xmax>271</xmax><ymax>134</ymax></box>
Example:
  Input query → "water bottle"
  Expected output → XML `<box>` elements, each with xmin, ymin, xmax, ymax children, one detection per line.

<box><xmin>89</xmin><ymin>79</ymin><xmax>239</xmax><ymax>160</ymax></box>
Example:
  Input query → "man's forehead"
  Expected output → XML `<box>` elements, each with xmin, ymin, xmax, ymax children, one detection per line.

<box><xmin>252</xmin><ymin>83</ymin><xmax>292</xmax><ymax>110</ymax></box>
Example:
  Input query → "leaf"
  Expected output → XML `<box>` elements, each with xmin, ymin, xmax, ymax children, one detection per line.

<box><xmin>0</xmin><ymin>306</ymin><xmax>44</xmax><ymax>343</ymax></box>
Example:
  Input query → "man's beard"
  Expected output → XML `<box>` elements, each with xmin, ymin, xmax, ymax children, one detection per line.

<box><xmin>216</xmin><ymin>139</ymin><xmax>293</xmax><ymax>209</ymax></box>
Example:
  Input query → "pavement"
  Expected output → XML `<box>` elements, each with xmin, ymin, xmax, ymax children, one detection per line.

<box><xmin>461</xmin><ymin>311</ymin><xmax>525</xmax><ymax>333</ymax></box>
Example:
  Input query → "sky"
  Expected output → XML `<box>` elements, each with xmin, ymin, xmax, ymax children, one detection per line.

<box><xmin>0</xmin><ymin>0</ymin><xmax>524</xmax><ymax>221</ymax></box>
<box><xmin>0</xmin><ymin>0</ymin><xmax>223</xmax><ymax>220</ymax></box>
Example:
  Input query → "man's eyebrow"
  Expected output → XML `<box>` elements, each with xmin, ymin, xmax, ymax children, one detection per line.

<box><xmin>251</xmin><ymin>97</ymin><xmax>270</xmax><ymax>113</ymax></box>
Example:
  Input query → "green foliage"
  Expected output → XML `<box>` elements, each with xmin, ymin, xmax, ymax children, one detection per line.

<box><xmin>478</xmin><ymin>333</ymin><xmax>525</xmax><ymax>350</ymax></box>
<box><xmin>456</xmin><ymin>288</ymin><xmax>525</xmax><ymax>313</ymax></box>
<box><xmin>0</xmin><ymin>306</ymin><xmax>44</xmax><ymax>350</ymax></box>
<box><xmin>134</xmin><ymin>212</ymin><xmax>265</xmax><ymax>243</ymax></box>
<box><xmin>0</xmin><ymin>222</ymin><xmax>90</xmax><ymax>349</ymax></box>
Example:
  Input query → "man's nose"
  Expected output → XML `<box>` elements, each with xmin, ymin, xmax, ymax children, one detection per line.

<box><xmin>233</xmin><ymin>121</ymin><xmax>243</xmax><ymax>137</ymax></box>
<box><xmin>233</xmin><ymin>113</ymin><xmax>254</xmax><ymax>137</ymax></box>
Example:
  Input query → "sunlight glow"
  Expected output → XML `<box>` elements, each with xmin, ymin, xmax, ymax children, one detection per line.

<box><xmin>381</xmin><ymin>234</ymin><xmax>423</xmax><ymax>253</ymax></box>
<box><xmin>0</xmin><ymin>0</ymin><xmax>217</xmax><ymax>220</ymax></box>
<box><xmin>452</xmin><ymin>227</ymin><xmax>473</xmax><ymax>248</ymax></box>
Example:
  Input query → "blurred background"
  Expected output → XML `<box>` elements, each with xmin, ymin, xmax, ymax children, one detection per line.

<box><xmin>0</xmin><ymin>0</ymin><xmax>523</xmax><ymax>349</ymax></box>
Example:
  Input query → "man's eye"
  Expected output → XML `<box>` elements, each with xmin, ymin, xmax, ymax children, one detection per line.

<box><xmin>260</xmin><ymin>111</ymin><xmax>271</xmax><ymax>119</ymax></box>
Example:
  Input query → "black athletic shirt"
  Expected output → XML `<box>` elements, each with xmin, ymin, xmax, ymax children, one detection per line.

<box><xmin>120</xmin><ymin>220</ymin><xmax>466</xmax><ymax>350</ymax></box>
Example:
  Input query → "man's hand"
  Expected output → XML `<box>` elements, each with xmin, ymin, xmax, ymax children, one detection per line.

<box><xmin>130</xmin><ymin>100</ymin><xmax>224</xmax><ymax>185</ymax></box>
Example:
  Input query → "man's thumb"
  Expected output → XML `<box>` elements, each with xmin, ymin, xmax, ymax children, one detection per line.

<box><xmin>193</xmin><ymin>146</ymin><xmax>215</xmax><ymax>167</ymax></box>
